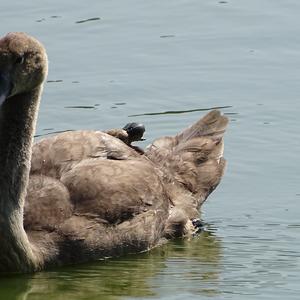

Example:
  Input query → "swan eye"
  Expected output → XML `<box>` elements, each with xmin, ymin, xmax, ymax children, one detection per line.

<box><xmin>15</xmin><ymin>55</ymin><xmax>25</xmax><ymax>65</ymax></box>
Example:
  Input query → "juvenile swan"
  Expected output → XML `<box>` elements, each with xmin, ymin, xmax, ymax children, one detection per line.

<box><xmin>0</xmin><ymin>32</ymin><xmax>228</xmax><ymax>273</ymax></box>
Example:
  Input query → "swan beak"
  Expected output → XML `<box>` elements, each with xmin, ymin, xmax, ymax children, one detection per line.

<box><xmin>0</xmin><ymin>71</ymin><xmax>11</xmax><ymax>106</ymax></box>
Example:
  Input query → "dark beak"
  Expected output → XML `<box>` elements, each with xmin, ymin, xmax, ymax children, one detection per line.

<box><xmin>0</xmin><ymin>71</ymin><xmax>11</xmax><ymax>106</ymax></box>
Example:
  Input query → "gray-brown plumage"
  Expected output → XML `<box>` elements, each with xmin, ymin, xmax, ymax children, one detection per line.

<box><xmin>0</xmin><ymin>32</ymin><xmax>228</xmax><ymax>273</ymax></box>
<box><xmin>145</xmin><ymin>110</ymin><xmax>228</xmax><ymax>237</ymax></box>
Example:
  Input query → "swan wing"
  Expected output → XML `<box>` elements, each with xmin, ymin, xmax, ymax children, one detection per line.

<box><xmin>60</xmin><ymin>158</ymin><xmax>168</xmax><ymax>224</ymax></box>
<box><xmin>30</xmin><ymin>131</ymin><xmax>140</xmax><ymax>178</ymax></box>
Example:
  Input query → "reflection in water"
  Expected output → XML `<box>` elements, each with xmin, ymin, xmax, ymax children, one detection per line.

<box><xmin>129</xmin><ymin>105</ymin><xmax>232</xmax><ymax>117</ymax></box>
<box><xmin>75</xmin><ymin>17</ymin><xmax>101</xmax><ymax>24</ymax></box>
<box><xmin>0</xmin><ymin>231</ymin><xmax>222</xmax><ymax>300</ymax></box>
<box><xmin>160</xmin><ymin>35</ymin><xmax>175</xmax><ymax>38</ymax></box>
<box><xmin>34</xmin><ymin>129</ymin><xmax>74</xmax><ymax>138</ymax></box>
<box><xmin>64</xmin><ymin>105</ymin><xmax>97</xmax><ymax>109</ymax></box>
<box><xmin>46</xmin><ymin>80</ymin><xmax>63</xmax><ymax>83</ymax></box>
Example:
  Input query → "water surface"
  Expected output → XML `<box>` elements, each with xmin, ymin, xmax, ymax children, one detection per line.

<box><xmin>1</xmin><ymin>0</ymin><xmax>300</xmax><ymax>299</ymax></box>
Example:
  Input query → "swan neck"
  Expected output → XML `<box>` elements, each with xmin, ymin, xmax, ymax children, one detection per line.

<box><xmin>0</xmin><ymin>86</ymin><xmax>43</xmax><ymax>272</ymax></box>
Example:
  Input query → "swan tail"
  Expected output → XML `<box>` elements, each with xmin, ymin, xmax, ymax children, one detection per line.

<box><xmin>177</xmin><ymin>110</ymin><xmax>228</xmax><ymax>143</ymax></box>
<box><xmin>146</xmin><ymin>110</ymin><xmax>228</xmax><ymax>205</ymax></box>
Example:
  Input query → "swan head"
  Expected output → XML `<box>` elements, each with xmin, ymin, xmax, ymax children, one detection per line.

<box><xmin>0</xmin><ymin>32</ymin><xmax>48</xmax><ymax>106</ymax></box>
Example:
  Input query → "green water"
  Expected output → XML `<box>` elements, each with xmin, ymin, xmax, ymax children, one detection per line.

<box><xmin>0</xmin><ymin>233</ymin><xmax>222</xmax><ymax>300</ymax></box>
<box><xmin>1</xmin><ymin>0</ymin><xmax>300</xmax><ymax>299</ymax></box>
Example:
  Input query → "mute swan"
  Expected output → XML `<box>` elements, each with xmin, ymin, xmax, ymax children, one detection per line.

<box><xmin>0</xmin><ymin>32</ymin><xmax>228</xmax><ymax>273</ymax></box>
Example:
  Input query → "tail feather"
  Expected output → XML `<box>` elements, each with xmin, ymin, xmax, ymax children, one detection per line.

<box><xmin>174</xmin><ymin>136</ymin><xmax>224</xmax><ymax>162</ymax></box>
<box><xmin>146</xmin><ymin>109</ymin><xmax>228</xmax><ymax>204</ymax></box>
<box><xmin>176</xmin><ymin>110</ymin><xmax>228</xmax><ymax>143</ymax></box>
<box><xmin>145</xmin><ymin>110</ymin><xmax>228</xmax><ymax>238</ymax></box>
